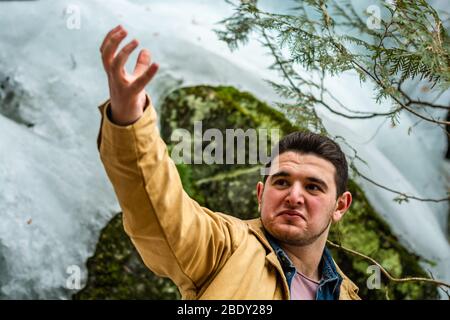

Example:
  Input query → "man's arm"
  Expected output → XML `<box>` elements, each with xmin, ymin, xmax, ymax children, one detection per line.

<box><xmin>98</xmin><ymin>26</ymin><xmax>245</xmax><ymax>295</ymax></box>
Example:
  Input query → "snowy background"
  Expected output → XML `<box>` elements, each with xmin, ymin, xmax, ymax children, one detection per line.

<box><xmin>0</xmin><ymin>0</ymin><xmax>448</xmax><ymax>299</ymax></box>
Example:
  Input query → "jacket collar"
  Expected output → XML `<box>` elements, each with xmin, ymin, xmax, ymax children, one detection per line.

<box><xmin>265</xmin><ymin>229</ymin><xmax>342</xmax><ymax>298</ymax></box>
<box><xmin>245</xmin><ymin>218</ymin><xmax>360</xmax><ymax>299</ymax></box>
<box><xmin>245</xmin><ymin>218</ymin><xmax>290</xmax><ymax>298</ymax></box>
<box><xmin>245</xmin><ymin>218</ymin><xmax>273</xmax><ymax>251</ymax></box>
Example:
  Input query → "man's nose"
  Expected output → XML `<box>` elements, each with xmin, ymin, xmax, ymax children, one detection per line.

<box><xmin>285</xmin><ymin>182</ymin><xmax>305</xmax><ymax>206</ymax></box>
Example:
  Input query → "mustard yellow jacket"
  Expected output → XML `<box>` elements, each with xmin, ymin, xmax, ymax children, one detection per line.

<box><xmin>97</xmin><ymin>98</ymin><xmax>361</xmax><ymax>300</ymax></box>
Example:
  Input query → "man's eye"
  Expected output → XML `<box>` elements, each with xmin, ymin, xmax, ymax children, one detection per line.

<box><xmin>274</xmin><ymin>179</ymin><xmax>288</xmax><ymax>186</ymax></box>
<box><xmin>306</xmin><ymin>184</ymin><xmax>321</xmax><ymax>191</ymax></box>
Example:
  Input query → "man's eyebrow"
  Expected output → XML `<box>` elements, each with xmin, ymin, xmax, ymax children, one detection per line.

<box><xmin>269</xmin><ymin>171</ymin><xmax>290</xmax><ymax>181</ymax></box>
<box><xmin>270</xmin><ymin>171</ymin><xmax>329</xmax><ymax>190</ymax></box>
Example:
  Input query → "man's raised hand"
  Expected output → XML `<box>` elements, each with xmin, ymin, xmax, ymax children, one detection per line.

<box><xmin>100</xmin><ymin>25</ymin><xmax>159</xmax><ymax>126</ymax></box>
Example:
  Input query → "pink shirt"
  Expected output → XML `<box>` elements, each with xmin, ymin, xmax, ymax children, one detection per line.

<box><xmin>290</xmin><ymin>271</ymin><xmax>320</xmax><ymax>300</ymax></box>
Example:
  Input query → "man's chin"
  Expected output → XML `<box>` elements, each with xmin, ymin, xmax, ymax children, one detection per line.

<box><xmin>275</xmin><ymin>218</ymin><xmax>306</xmax><ymax>230</ymax></box>
<box><xmin>265</xmin><ymin>219</ymin><xmax>331</xmax><ymax>246</ymax></box>
<box><xmin>267</xmin><ymin>223</ymin><xmax>307</xmax><ymax>242</ymax></box>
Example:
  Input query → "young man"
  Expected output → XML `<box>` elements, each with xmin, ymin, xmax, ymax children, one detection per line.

<box><xmin>97</xmin><ymin>25</ymin><xmax>360</xmax><ymax>300</ymax></box>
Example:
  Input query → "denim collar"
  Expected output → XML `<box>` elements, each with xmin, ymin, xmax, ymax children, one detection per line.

<box><xmin>265</xmin><ymin>232</ymin><xmax>342</xmax><ymax>300</ymax></box>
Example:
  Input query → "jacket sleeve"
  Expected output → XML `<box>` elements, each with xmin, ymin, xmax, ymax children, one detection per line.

<box><xmin>97</xmin><ymin>97</ymin><xmax>244</xmax><ymax>294</ymax></box>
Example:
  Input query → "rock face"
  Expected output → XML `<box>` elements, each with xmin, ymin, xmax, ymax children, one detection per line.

<box><xmin>75</xmin><ymin>85</ymin><xmax>438</xmax><ymax>300</ymax></box>
<box><xmin>73</xmin><ymin>213</ymin><xmax>180</xmax><ymax>300</ymax></box>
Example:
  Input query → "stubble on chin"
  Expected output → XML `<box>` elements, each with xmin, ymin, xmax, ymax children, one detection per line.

<box><xmin>264</xmin><ymin>217</ymin><xmax>332</xmax><ymax>247</ymax></box>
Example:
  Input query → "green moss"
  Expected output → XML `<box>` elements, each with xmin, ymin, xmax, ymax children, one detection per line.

<box><xmin>73</xmin><ymin>213</ymin><xmax>180</xmax><ymax>300</ymax></box>
<box><xmin>77</xmin><ymin>85</ymin><xmax>438</xmax><ymax>300</ymax></box>
<box><xmin>159</xmin><ymin>86</ymin><xmax>299</xmax><ymax>218</ymax></box>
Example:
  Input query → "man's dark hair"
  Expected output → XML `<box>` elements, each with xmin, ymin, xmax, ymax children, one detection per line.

<box><xmin>264</xmin><ymin>131</ymin><xmax>348</xmax><ymax>197</ymax></box>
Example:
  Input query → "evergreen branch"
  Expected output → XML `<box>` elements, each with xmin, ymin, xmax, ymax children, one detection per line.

<box><xmin>333</xmin><ymin>1</ymin><xmax>378</xmax><ymax>37</ymax></box>
<box><xmin>262</xmin><ymin>30</ymin><xmax>399</xmax><ymax>120</ymax></box>
<box><xmin>316</xmin><ymin>7</ymin><xmax>450</xmax><ymax>126</ymax></box>
<box><xmin>261</xmin><ymin>30</ymin><xmax>322</xmax><ymax>126</ymax></box>
<box><xmin>331</xmin><ymin>40</ymin><xmax>450</xmax><ymax>125</ymax></box>
<box><xmin>217</xmin><ymin>0</ymin><xmax>450</xmax><ymax>211</ymax></box>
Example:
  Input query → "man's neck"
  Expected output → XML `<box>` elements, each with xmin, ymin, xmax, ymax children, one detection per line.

<box><xmin>280</xmin><ymin>236</ymin><xmax>327</xmax><ymax>282</ymax></box>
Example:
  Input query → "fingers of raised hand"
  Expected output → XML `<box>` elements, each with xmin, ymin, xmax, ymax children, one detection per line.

<box><xmin>130</xmin><ymin>63</ymin><xmax>159</xmax><ymax>94</ymax></box>
<box><xmin>111</xmin><ymin>39</ymin><xmax>139</xmax><ymax>77</ymax></box>
<box><xmin>100</xmin><ymin>25</ymin><xmax>121</xmax><ymax>52</ymax></box>
<box><xmin>133</xmin><ymin>49</ymin><xmax>151</xmax><ymax>77</ymax></box>
<box><xmin>101</xmin><ymin>26</ymin><xmax>128</xmax><ymax>71</ymax></box>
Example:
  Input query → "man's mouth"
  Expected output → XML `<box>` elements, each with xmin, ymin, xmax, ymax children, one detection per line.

<box><xmin>278</xmin><ymin>210</ymin><xmax>307</xmax><ymax>221</ymax></box>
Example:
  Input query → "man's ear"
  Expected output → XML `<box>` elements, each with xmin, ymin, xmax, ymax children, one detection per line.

<box><xmin>256</xmin><ymin>181</ymin><xmax>264</xmax><ymax>212</ymax></box>
<box><xmin>332</xmin><ymin>191</ymin><xmax>352</xmax><ymax>223</ymax></box>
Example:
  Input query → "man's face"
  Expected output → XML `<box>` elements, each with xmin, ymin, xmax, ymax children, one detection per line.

<box><xmin>256</xmin><ymin>151</ymin><xmax>351</xmax><ymax>246</ymax></box>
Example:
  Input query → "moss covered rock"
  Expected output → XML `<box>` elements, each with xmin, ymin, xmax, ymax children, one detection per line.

<box><xmin>76</xmin><ymin>85</ymin><xmax>438</xmax><ymax>300</ymax></box>
<box><xmin>328</xmin><ymin>181</ymin><xmax>438</xmax><ymax>299</ymax></box>
<box><xmin>73</xmin><ymin>213</ymin><xmax>180</xmax><ymax>300</ymax></box>
<box><xmin>160</xmin><ymin>86</ymin><xmax>298</xmax><ymax>218</ymax></box>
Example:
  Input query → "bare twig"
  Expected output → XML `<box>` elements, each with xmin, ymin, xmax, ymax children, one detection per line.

<box><xmin>398</xmin><ymin>86</ymin><xmax>450</xmax><ymax>110</ymax></box>
<box><xmin>356</xmin><ymin>171</ymin><xmax>450</xmax><ymax>203</ymax></box>
<box><xmin>316</xmin><ymin>98</ymin><xmax>398</xmax><ymax>119</ymax></box>
<box><xmin>327</xmin><ymin>240</ymin><xmax>450</xmax><ymax>289</ymax></box>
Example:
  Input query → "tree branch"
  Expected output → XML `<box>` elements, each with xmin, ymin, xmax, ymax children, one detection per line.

<box><xmin>398</xmin><ymin>86</ymin><xmax>450</xmax><ymax>110</ymax></box>
<box><xmin>327</xmin><ymin>240</ymin><xmax>450</xmax><ymax>289</ymax></box>
<box><xmin>261</xmin><ymin>31</ymin><xmax>398</xmax><ymax>120</ymax></box>
<box><xmin>356</xmin><ymin>169</ymin><xmax>450</xmax><ymax>203</ymax></box>
<box><xmin>315</xmin><ymin>4</ymin><xmax>450</xmax><ymax>126</ymax></box>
